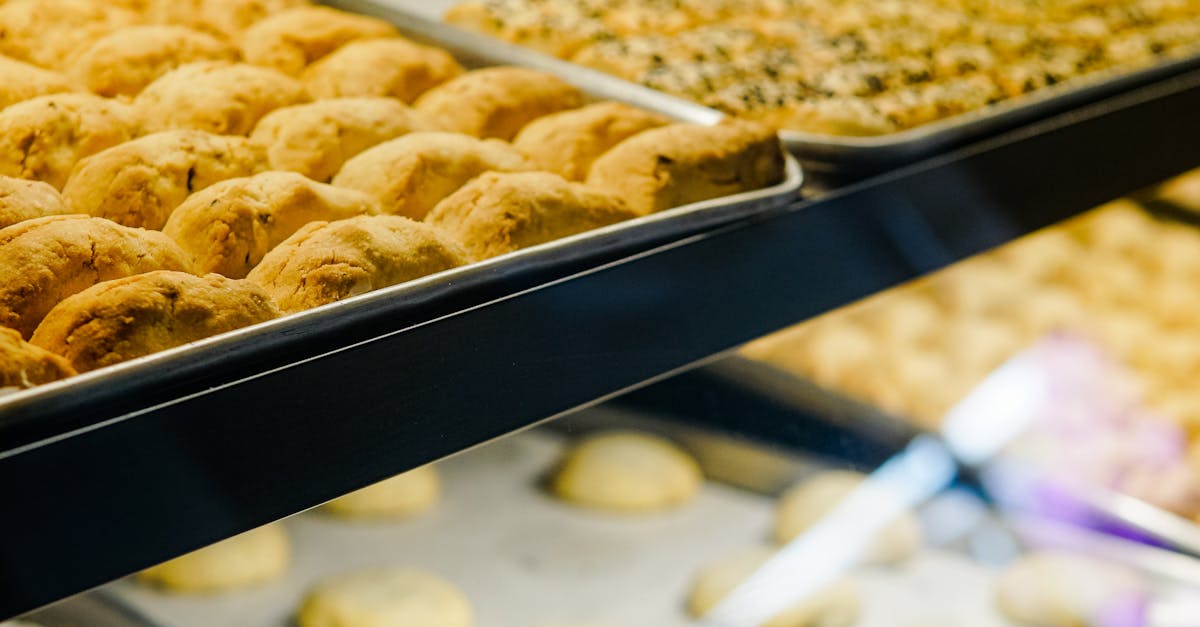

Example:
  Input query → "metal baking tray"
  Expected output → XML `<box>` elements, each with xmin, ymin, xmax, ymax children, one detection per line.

<box><xmin>16</xmin><ymin>590</ymin><xmax>163</xmax><ymax>627</ymax></box>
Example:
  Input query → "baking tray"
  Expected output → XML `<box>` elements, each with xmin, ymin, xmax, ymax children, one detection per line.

<box><xmin>16</xmin><ymin>590</ymin><xmax>163</xmax><ymax>627</ymax></box>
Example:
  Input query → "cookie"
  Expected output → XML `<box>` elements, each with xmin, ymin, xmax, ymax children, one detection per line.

<box><xmin>239</xmin><ymin>6</ymin><xmax>397</xmax><ymax>76</ymax></box>
<box><xmin>251</xmin><ymin>98</ymin><xmax>430</xmax><ymax>182</ymax></box>
<box><xmin>0</xmin><ymin>0</ymin><xmax>142</xmax><ymax>69</ymax></box>
<box><xmin>302</xmin><ymin>37</ymin><xmax>464</xmax><ymax>103</ymax></box>
<box><xmin>512</xmin><ymin>102</ymin><xmax>669</xmax><ymax>181</ymax></box>
<box><xmin>138</xmin><ymin>523</ymin><xmax>289</xmax><ymax>594</ymax></box>
<box><xmin>323</xmin><ymin>465</ymin><xmax>440</xmax><ymax>520</ymax></box>
<box><xmin>0</xmin><ymin>176</ymin><xmax>73</xmax><ymax>230</ymax></box>
<box><xmin>995</xmin><ymin>552</ymin><xmax>1145</xmax><ymax>627</ymax></box>
<box><xmin>332</xmin><ymin>132</ymin><xmax>533</xmax><ymax>220</ymax></box>
<box><xmin>0</xmin><ymin>327</ymin><xmax>76</xmax><ymax>390</ymax></box>
<box><xmin>586</xmin><ymin>120</ymin><xmax>786</xmax><ymax>215</ymax></box>
<box><xmin>163</xmin><ymin>171</ymin><xmax>380</xmax><ymax>278</ymax></box>
<box><xmin>246</xmin><ymin>215</ymin><xmax>468</xmax><ymax>313</ymax></box>
<box><xmin>135</xmin><ymin>61</ymin><xmax>308</xmax><ymax>136</ymax></box>
<box><xmin>71</xmin><ymin>25</ymin><xmax>240</xmax><ymax>98</ymax></box>
<box><xmin>63</xmin><ymin>130</ymin><xmax>266</xmax><ymax>230</ymax></box>
<box><xmin>414</xmin><ymin>67</ymin><xmax>585</xmax><ymax>140</ymax></box>
<box><xmin>550</xmin><ymin>431</ymin><xmax>701</xmax><ymax>513</ymax></box>
<box><xmin>297</xmin><ymin>568</ymin><xmax>472</xmax><ymax>627</ymax></box>
<box><xmin>0</xmin><ymin>215</ymin><xmax>192</xmax><ymax>338</ymax></box>
<box><xmin>0</xmin><ymin>56</ymin><xmax>74</xmax><ymax>111</ymax></box>
<box><xmin>152</xmin><ymin>0</ymin><xmax>311</xmax><ymax>39</ymax></box>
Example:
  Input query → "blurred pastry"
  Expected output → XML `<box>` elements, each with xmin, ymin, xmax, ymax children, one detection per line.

<box><xmin>239</xmin><ymin>6</ymin><xmax>397</xmax><ymax>76</ymax></box>
<box><xmin>63</xmin><ymin>130</ymin><xmax>265</xmax><ymax>230</ymax></box>
<box><xmin>323</xmin><ymin>465</ymin><xmax>440</xmax><ymax>520</ymax></box>
<box><xmin>32</xmin><ymin>271</ymin><xmax>279</xmax><ymax>372</ymax></box>
<box><xmin>0</xmin><ymin>56</ymin><xmax>73</xmax><ymax>111</ymax></box>
<box><xmin>138</xmin><ymin>523</ymin><xmax>290</xmax><ymax>594</ymax></box>
<box><xmin>302</xmin><ymin>37</ymin><xmax>464</xmax><ymax>103</ymax></box>
<box><xmin>297</xmin><ymin>568</ymin><xmax>472</xmax><ymax>627</ymax></box>
<box><xmin>165</xmin><ymin>171</ymin><xmax>378</xmax><ymax>279</ymax></box>
<box><xmin>332</xmin><ymin>132</ymin><xmax>532</xmax><ymax>220</ymax></box>
<box><xmin>0</xmin><ymin>94</ymin><xmax>136</xmax><ymax>190</ymax></box>
<box><xmin>995</xmin><ymin>552</ymin><xmax>1145</xmax><ymax>627</ymax></box>
<box><xmin>0</xmin><ymin>0</ymin><xmax>142</xmax><ymax>69</ymax></box>
<box><xmin>586</xmin><ymin>121</ymin><xmax>785</xmax><ymax>215</ymax></box>
<box><xmin>247</xmin><ymin>215</ymin><xmax>468</xmax><ymax>313</ymax></box>
<box><xmin>426</xmin><ymin>171</ymin><xmax>638</xmax><ymax>261</ymax></box>
<box><xmin>71</xmin><ymin>25</ymin><xmax>240</xmax><ymax>98</ymax></box>
<box><xmin>550</xmin><ymin>431</ymin><xmax>701</xmax><ymax>513</ymax></box>
<box><xmin>0</xmin><ymin>215</ymin><xmax>192</xmax><ymax>338</ymax></box>
<box><xmin>0</xmin><ymin>177</ymin><xmax>72</xmax><ymax>230</ymax></box>
<box><xmin>512</xmin><ymin>102</ymin><xmax>669</xmax><ymax>181</ymax></box>
<box><xmin>135</xmin><ymin>61</ymin><xmax>308</xmax><ymax>136</ymax></box>
<box><xmin>1158</xmin><ymin>167</ymin><xmax>1200</xmax><ymax>212</ymax></box>
<box><xmin>251</xmin><ymin>98</ymin><xmax>430</xmax><ymax>182</ymax></box>
<box><xmin>0</xmin><ymin>327</ymin><xmax>75</xmax><ymax>390</ymax></box>
<box><xmin>152</xmin><ymin>0</ymin><xmax>312</xmax><ymax>39</ymax></box>
<box><xmin>414</xmin><ymin>67</ymin><xmax>585</xmax><ymax>140</ymax></box>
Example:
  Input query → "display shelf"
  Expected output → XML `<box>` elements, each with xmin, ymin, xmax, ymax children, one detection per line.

<box><xmin>3</xmin><ymin>69</ymin><xmax>1200</xmax><ymax>619</ymax></box>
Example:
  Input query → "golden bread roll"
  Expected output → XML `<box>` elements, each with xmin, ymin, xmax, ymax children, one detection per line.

<box><xmin>0</xmin><ymin>215</ymin><xmax>192</xmax><ymax>338</ymax></box>
<box><xmin>247</xmin><ymin>215</ymin><xmax>468</xmax><ymax>313</ymax></box>
<box><xmin>71</xmin><ymin>25</ymin><xmax>240</xmax><ymax>98</ymax></box>
<box><xmin>587</xmin><ymin>120</ymin><xmax>785</xmax><ymax>215</ymax></box>
<box><xmin>0</xmin><ymin>56</ymin><xmax>74</xmax><ymax>111</ymax></box>
<box><xmin>0</xmin><ymin>94</ymin><xmax>136</xmax><ymax>190</ymax></box>
<box><xmin>32</xmin><ymin>270</ymin><xmax>279</xmax><ymax>372</ymax></box>
<box><xmin>251</xmin><ymin>98</ymin><xmax>430</xmax><ymax>182</ymax></box>
<box><xmin>551</xmin><ymin>431</ymin><xmax>702</xmax><ymax>513</ymax></box>
<box><xmin>323</xmin><ymin>465</ymin><xmax>440</xmax><ymax>519</ymax></box>
<box><xmin>63</xmin><ymin>130</ymin><xmax>266</xmax><ymax>230</ymax></box>
<box><xmin>0</xmin><ymin>176</ymin><xmax>73</xmax><ymax>230</ymax></box>
<box><xmin>297</xmin><ymin>568</ymin><xmax>472</xmax><ymax>627</ymax></box>
<box><xmin>135</xmin><ymin>61</ymin><xmax>308</xmax><ymax>136</ymax></box>
<box><xmin>163</xmin><ymin>171</ymin><xmax>380</xmax><ymax>278</ymax></box>
<box><xmin>0</xmin><ymin>327</ymin><xmax>76</xmax><ymax>389</ymax></box>
<box><xmin>302</xmin><ymin>37</ymin><xmax>464</xmax><ymax>103</ymax></box>
<box><xmin>151</xmin><ymin>0</ymin><xmax>312</xmax><ymax>39</ymax></box>
<box><xmin>332</xmin><ymin>132</ymin><xmax>533</xmax><ymax>220</ymax></box>
<box><xmin>138</xmin><ymin>523</ymin><xmax>289</xmax><ymax>593</ymax></box>
<box><xmin>512</xmin><ymin>102</ymin><xmax>669</xmax><ymax>181</ymax></box>
<box><xmin>414</xmin><ymin>67</ymin><xmax>585</xmax><ymax>140</ymax></box>
<box><xmin>426</xmin><ymin>171</ymin><xmax>637</xmax><ymax>261</ymax></box>
<box><xmin>0</xmin><ymin>0</ymin><xmax>142</xmax><ymax>69</ymax></box>
<box><xmin>239</xmin><ymin>6</ymin><xmax>398</xmax><ymax>76</ymax></box>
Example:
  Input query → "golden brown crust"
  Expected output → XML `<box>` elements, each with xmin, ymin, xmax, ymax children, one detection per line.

<box><xmin>426</xmin><ymin>171</ymin><xmax>638</xmax><ymax>261</ymax></box>
<box><xmin>413</xmin><ymin>67</ymin><xmax>585</xmax><ymax>140</ymax></box>
<box><xmin>586</xmin><ymin>120</ymin><xmax>785</xmax><ymax>215</ymax></box>
<box><xmin>0</xmin><ymin>56</ymin><xmax>74</xmax><ymax>111</ymax></box>
<box><xmin>0</xmin><ymin>94</ymin><xmax>137</xmax><ymax>190</ymax></box>
<box><xmin>62</xmin><ymin>130</ymin><xmax>267</xmax><ymax>230</ymax></box>
<box><xmin>163</xmin><ymin>171</ymin><xmax>380</xmax><ymax>278</ymax></box>
<box><xmin>246</xmin><ymin>215</ymin><xmax>468</xmax><ymax>313</ymax></box>
<box><xmin>72</xmin><ymin>25</ymin><xmax>241</xmax><ymax>98</ymax></box>
<box><xmin>301</xmin><ymin>38</ymin><xmax>464</xmax><ymax>103</ymax></box>
<box><xmin>31</xmin><ymin>270</ymin><xmax>279</xmax><ymax>372</ymax></box>
<box><xmin>151</xmin><ymin>0</ymin><xmax>312</xmax><ymax>39</ymax></box>
<box><xmin>0</xmin><ymin>215</ymin><xmax>192</xmax><ymax>338</ymax></box>
<box><xmin>135</xmin><ymin>62</ymin><xmax>308</xmax><ymax>136</ymax></box>
<box><xmin>250</xmin><ymin>98</ymin><xmax>431</xmax><ymax>183</ymax></box>
<box><xmin>239</xmin><ymin>7</ymin><xmax>398</xmax><ymax>76</ymax></box>
<box><xmin>0</xmin><ymin>0</ymin><xmax>143</xmax><ymax>69</ymax></box>
<box><xmin>0</xmin><ymin>327</ymin><xmax>75</xmax><ymax>389</ymax></box>
<box><xmin>331</xmin><ymin>132</ymin><xmax>533</xmax><ymax>220</ymax></box>
<box><xmin>512</xmin><ymin>102</ymin><xmax>669</xmax><ymax>181</ymax></box>
<box><xmin>0</xmin><ymin>176</ymin><xmax>73</xmax><ymax>230</ymax></box>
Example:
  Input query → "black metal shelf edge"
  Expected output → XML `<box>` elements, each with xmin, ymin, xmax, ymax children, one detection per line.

<box><xmin>3</xmin><ymin>70</ymin><xmax>1200</xmax><ymax>619</ymax></box>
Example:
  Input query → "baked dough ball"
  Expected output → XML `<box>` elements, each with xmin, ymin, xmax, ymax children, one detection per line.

<box><xmin>138</xmin><ymin>523</ymin><xmax>289</xmax><ymax>594</ymax></box>
<box><xmin>774</xmin><ymin>470</ymin><xmax>922</xmax><ymax>565</ymax></box>
<box><xmin>995</xmin><ymin>552</ymin><xmax>1145</xmax><ymax>627</ymax></box>
<box><xmin>247</xmin><ymin>215</ymin><xmax>468</xmax><ymax>313</ymax></box>
<box><xmin>0</xmin><ymin>0</ymin><xmax>142</xmax><ymax>69</ymax></box>
<box><xmin>239</xmin><ymin>6</ymin><xmax>398</xmax><ymax>76</ymax></box>
<box><xmin>1159</xmin><ymin>168</ymin><xmax>1200</xmax><ymax>213</ymax></box>
<box><xmin>297</xmin><ymin>568</ymin><xmax>473</xmax><ymax>627</ymax></box>
<box><xmin>686</xmin><ymin>548</ymin><xmax>860</xmax><ymax>627</ymax></box>
<box><xmin>512</xmin><ymin>102</ymin><xmax>669</xmax><ymax>181</ymax></box>
<box><xmin>332</xmin><ymin>132</ymin><xmax>533</xmax><ymax>220</ymax></box>
<box><xmin>0</xmin><ymin>94</ymin><xmax>136</xmax><ymax>190</ymax></box>
<box><xmin>587</xmin><ymin>120</ymin><xmax>786</xmax><ymax>215</ymax></box>
<box><xmin>251</xmin><ymin>98</ymin><xmax>430</xmax><ymax>183</ymax></box>
<box><xmin>0</xmin><ymin>215</ymin><xmax>192</xmax><ymax>338</ymax></box>
<box><xmin>152</xmin><ymin>0</ymin><xmax>312</xmax><ymax>39</ymax></box>
<box><xmin>550</xmin><ymin>431</ymin><xmax>701</xmax><ymax>513</ymax></box>
<box><xmin>0</xmin><ymin>177</ymin><xmax>72</xmax><ymax>230</ymax></box>
<box><xmin>32</xmin><ymin>270</ymin><xmax>280</xmax><ymax>372</ymax></box>
<box><xmin>0</xmin><ymin>56</ymin><xmax>74</xmax><ymax>111</ymax></box>
<box><xmin>63</xmin><ymin>130</ymin><xmax>266</xmax><ymax>230</ymax></box>
<box><xmin>164</xmin><ymin>171</ymin><xmax>378</xmax><ymax>278</ymax></box>
<box><xmin>302</xmin><ymin>38</ymin><xmax>464</xmax><ymax>103</ymax></box>
<box><xmin>323</xmin><ymin>465</ymin><xmax>440</xmax><ymax>520</ymax></box>
<box><xmin>0</xmin><ymin>327</ymin><xmax>75</xmax><ymax>389</ymax></box>
<box><xmin>414</xmin><ymin>67</ymin><xmax>585</xmax><ymax>140</ymax></box>
<box><xmin>135</xmin><ymin>62</ymin><xmax>308</xmax><ymax>136</ymax></box>
<box><xmin>71</xmin><ymin>25</ymin><xmax>240</xmax><ymax>98</ymax></box>
<box><xmin>426</xmin><ymin>171</ymin><xmax>638</xmax><ymax>261</ymax></box>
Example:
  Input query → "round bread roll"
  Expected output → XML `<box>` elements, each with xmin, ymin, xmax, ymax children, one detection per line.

<box><xmin>138</xmin><ymin>523</ymin><xmax>289</xmax><ymax>594</ymax></box>
<box><xmin>0</xmin><ymin>0</ymin><xmax>142</xmax><ymax>70</ymax></box>
<box><xmin>551</xmin><ymin>431</ymin><xmax>702</xmax><ymax>513</ymax></box>
<box><xmin>774</xmin><ymin>470</ymin><xmax>923</xmax><ymax>565</ymax></box>
<box><xmin>135</xmin><ymin>62</ymin><xmax>308</xmax><ymax>136</ymax></box>
<box><xmin>239</xmin><ymin>6</ymin><xmax>398</xmax><ymax>76</ymax></box>
<box><xmin>297</xmin><ymin>567</ymin><xmax>473</xmax><ymax>627</ymax></box>
<box><xmin>0</xmin><ymin>326</ymin><xmax>75</xmax><ymax>389</ymax></box>
<box><xmin>323</xmin><ymin>465</ymin><xmax>440</xmax><ymax>520</ymax></box>
<box><xmin>71</xmin><ymin>25</ymin><xmax>240</xmax><ymax>98</ymax></box>
<box><xmin>0</xmin><ymin>94</ymin><xmax>136</xmax><ymax>190</ymax></box>
<box><xmin>686</xmin><ymin>547</ymin><xmax>859</xmax><ymax>627</ymax></box>
<box><xmin>151</xmin><ymin>0</ymin><xmax>312</xmax><ymax>39</ymax></box>
<box><xmin>0</xmin><ymin>176</ymin><xmax>72</xmax><ymax>230</ymax></box>
<box><xmin>0</xmin><ymin>56</ymin><xmax>73</xmax><ymax>111</ymax></box>
<box><xmin>995</xmin><ymin>552</ymin><xmax>1145</xmax><ymax>627</ymax></box>
<box><xmin>302</xmin><ymin>37</ymin><xmax>464</xmax><ymax>103</ymax></box>
<box><xmin>512</xmin><ymin>102</ymin><xmax>669</xmax><ymax>181</ymax></box>
<box><xmin>414</xmin><ymin>67</ymin><xmax>585</xmax><ymax>140</ymax></box>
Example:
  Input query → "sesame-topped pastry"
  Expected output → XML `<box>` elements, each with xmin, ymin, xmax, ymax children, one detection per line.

<box><xmin>239</xmin><ymin>6</ymin><xmax>398</xmax><ymax>76</ymax></box>
<box><xmin>413</xmin><ymin>67</ymin><xmax>585</xmax><ymax>140</ymax></box>
<box><xmin>0</xmin><ymin>94</ymin><xmax>137</xmax><ymax>190</ymax></box>
<box><xmin>0</xmin><ymin>327</ymin><xmax>76</xmax><ymax>390</ymax></box>
<box><xmin>301</xmin><ymin>38</ymin><xmax>464</xmax><ymax>103</ymax></box>
<box><xmin>71</xmin><ymin>25</ymin><xmax>241</xmax><ymax>98</ymax></box>
<box><xmin>512</xmin><ymin>102</ymin><xmax>669</xmax><ymax>181</ymax></box>
<box><xmin>0</xmin><ymin>177</ymin><xmax>73</xmax><ymax>230</ymax></box>
<box><xmin>134</xmin><ymin>62</ymin><xmax>308</xmax><ymax>136</ymax></box>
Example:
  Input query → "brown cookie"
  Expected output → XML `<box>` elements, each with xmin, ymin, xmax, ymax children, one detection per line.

<box><xmin>302</xmin><ymin>37</ymin><xmax>464</xmax><ymax>103</ymax></box>
<box><xmin>0</xmin><ymin>176</ymin><xmax>73</xmax><ymax>230</ymax></box>
<box><xmin>72</xmin><ymin>25</ymin><xmax>240</xmax><ymax>98</ymax></box>
<box><xmin>413</xmin><ymin>67</ymin><xmax>585</xmax><ymax>140</ymax></box>
<box><xmin>239</xmin><ymin>6</ymin><xmax>397</xmax><ymax>76</ymax></box>
<box><xmin>512</xmin><ymin>102</ymin><xmax>669</xmax><ymax>181</ymax></box>
<box><xmin>0</xmin><ymin>327</ymin><xmax>75</xmax><ymax>389</ymax></box>
<box><xmin>135</xmin><ymin>61</ymin><xmax>308</xmax><ymax>136</ymax></box>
